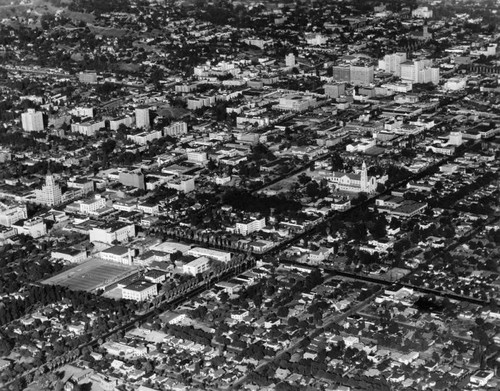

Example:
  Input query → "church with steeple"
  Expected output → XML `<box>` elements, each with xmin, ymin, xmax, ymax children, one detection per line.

<box><xmin>328</xmin><ymin>161</ymin><xmax>377</xmax><ymax>194</ymax></box>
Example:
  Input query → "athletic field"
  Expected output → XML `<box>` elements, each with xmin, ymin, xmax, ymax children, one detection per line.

<box><xmin>42</xmin><ymin>258</ymin><xmax>137</xmax><ymax>292</ymax></box>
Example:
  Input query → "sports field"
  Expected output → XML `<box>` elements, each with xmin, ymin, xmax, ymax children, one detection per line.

<box><xmin>42</xmin><ymin>258</ymin><xmax>137</xmax><ymax>292</ymax></box>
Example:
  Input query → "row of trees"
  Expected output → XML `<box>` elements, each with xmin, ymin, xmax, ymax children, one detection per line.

<box><xmin>68</xmin><ymin>0</ymin><xmax>130</xmax><ymax>14</ymax></box>
<box><xmin>154</xmin><ymin>224</ymin><xmax>257</xmax><ymax>253</ymax></box>
<box><xmin>222</xmin><ymin>188</ymin><xmax>302</xmax><ymax>215</ymax></box>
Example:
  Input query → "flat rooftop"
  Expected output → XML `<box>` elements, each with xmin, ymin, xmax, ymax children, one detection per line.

<box><xmin>101</xmin><ymin>246</ymin><xmax>129</xmax><ymax>256</ymax></box>
<box><xmin>124</xmin><ymin>280</ymin><xmax>155</xmax><ymax>292</ymax></box>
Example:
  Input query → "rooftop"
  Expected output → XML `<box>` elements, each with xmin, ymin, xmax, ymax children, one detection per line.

<box><xmin>101</xmin><ymin>246</ymin><xmax>130</xmax><ymax>256</ymax></box>
<box><xmin>123</xmin><ymin>280</ymin><xmax>155</xmax><ymax>292</ymax></box>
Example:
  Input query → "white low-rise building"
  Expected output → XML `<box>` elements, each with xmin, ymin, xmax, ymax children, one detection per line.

<box><xmin>0</xmin><ymin>203</ymin><xmax>27</xmax><ymax>227</ymax></box>
<box><xmin>79</xmin><ymin>196</ymin><xmax>107</xmax><ymax>215</ymax></box>
<box><xmin>13</xmin><ymin>218</ymin><xmax>46</xmax><ymax>238</ymax></box>
<box><xmin>183</xmin><ymin>256</ymin><xmax>210</xmax><ymax>276</ymax></box>
<box><xmin>89</xmin><ymin>222</ymin><xmax>135</xmax><ymax>245</ymax></box>
<box><xmin>231</xmin><ymin>310</ymin><xmax>249</xmax><ymax>321</ymax></box>
<box><xmin>138</xmin><ymin>202</ymin><xmax>159</xmax><ymax>215</ymax></box>
<box><xmin>412</xmin><ymin>6</ymin><xmax>433</xmax><ymax>18</ymax></box>
<box><xmin>0</xmin><ymin>226</ymin><xmax>17</xmax><ymax>241</ymax></box>
<box><xmin>144</xmin><ymin>270</ymin><xmax>168</xmax><ymax>284</ymax></box>
<box><xmin>71</xmin><ymin>120</ymin><xmax>105</xmax><ymax>136</ymax></box>
<box><xmin>71</xmin><ymin>107</ymin><xmax>94</xmax><ymax>118</ymax></box>
<box><xmin>113</xmin><ymin>199</ymin><xmax>137</xmax><ymax>212</ymax></box>
<box><xmin>187</xmin><ymin>95</ymin><xmax>216</xmax><ymax>110</ymax></box>
<box><xmin>187</xmin><ymin>247</ymin><xmax>231</xmax><ymax>263</ymax></box>
<box><xmin>275</xmin><ymin>94</ymin><xmax>317</xmax><ymax>112</ymax></box>
<box><xmin>470</xmin><ymin>370</ymin><xmax>494</xmax><ymax>387</ymax></box>
<box><xmin>99</xmin><ymin>246</ymin><xmax>133</xmax><ymax>265</ymax></box>
<box><xmin>102</xmin><ymin>341</ymin><xmax>148</xmax><ymax>357</ymax></box>
<box><xmin>127</xmin><ymin>130</ymin><xmax>163</xmax><ymax>145</ymax></box>
<box><xmin>67</xmin><ymin>177</ymin><xmax>94</xmax><ymax>195</ymax></box>
<box><xmin>235</xmin><ymin>217</ymin><xmax>266</xmax><ymax>236</ymax></box>
<box><xmin>444</xmin><ymin>77</ymin><xmax>467</xmax><ymax>91</ymax></box>
<box><xmin>51</xmin><ymin>248</ymin><xmax>88</xmax><ymax>263</ymax></box>
<box><xmin>187</xmin><ymin>151</ymin><xmax>208</xmax><ymax>165</ymax></box>
<box><xmin>122</xmin><ymin>280</ymin><xmax>157</xmax><ymax>302</ymax></box>
<box><xmin>164</xmin><ymin>121</ymin><xmax>188</xmax><ymax>137</ymax></box>
<box><xmin>165</xmin><ymin>175</ymin><xmax>195</xmax><ymax>193</ymax></box>
<box><xmin>151</xmin><ymin>241</ymin><xmax>192</xmax><ymax>255</ymax></box>
<box><xmin>308</xmin><ymin>247</ymin><xmax>333</xmax><ymax>263</ymax></box>
<box><xmin>109</xmin><ymin>116</ymin><xmax>134</xmax><ymax>131</ymax></box>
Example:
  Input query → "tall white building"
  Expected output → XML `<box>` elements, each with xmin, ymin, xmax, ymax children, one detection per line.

<box><xmin>324</xmin><ymin>83</ymin><xmax>346</xmax><ymax>99</ymax></box>
<box><xmin>285</xmin><ymin>53</ymin><xmax>296</xmax><ymax>67</ymax></box>
<box><xmin>401</xmin><ymin>60</ymin><xmax>439</xmax><ymax>84</ymax></box>
<box><xmin>35</xmin><ymin>174</ymin><xmax>62</xmax><ymax>206</ymax></box>
<box><xmin>418</xmin><ymin>67</ymin><xmax>440</xmax><ymax>84</ymax></box>
<box><xmin>350</xmin><ymin>65</ymin><xmax>374</xmax><ymax>86</ymax></box>
<box><xmin>401</xmin><ymin>61</ymin><xmax>417</xmax><ymax>82</ymax></box>
<box><xmin>21</xmin><ymin>109</ymin><xmax>44</xmax><ymax>132</ymax></box>
<box><xmin>381</xmin><ymin>53</ymin><xmax>407</xmax><ymax>76</ymax></box>
<box><xmin>135</xmin><ymin>107</ymin><xmax>150</xmax><ymax>129</ymax></box>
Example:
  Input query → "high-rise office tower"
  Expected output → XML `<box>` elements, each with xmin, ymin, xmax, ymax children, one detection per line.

<box><xmin>331</xmin><ymin>65</ymin><xmax>351</xmax><ymax>83</ymax></box>
<box><xmin>401</xmin><ymin>59</ymin><xmax>439</xmax><ymax>84</ymax></box>
<box><xmin>350</xmin><ymin>65</ymin><xmax>374</xmax><ymax>86</ymax></box>
<box><xmin>383</xmin><ymin>52</ymin><xmax>407</xmax><ymax>76</ymax></box>
<box><xmin>324</xmin><ymin>83</ymin><xmax>346</xmax><ymax>99</ymax></box>
<box><xmin>35</xmin><ymin>173</ymin><xmax>62</xmax><ymax>206</ymax></box>
<box><xmin>135</xmin><ymin>106</ymin><xmax>151</xmax><ymax>129</ymax></box>
<box><xmin>21</xmin><ymin>109</ymin><xmax>44</xmax><ymax>132</ymax></box>
<box><xmin>285</xmin><ymin>53</ymin><xmax>296</xmax><ymax>67</ymax></box>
